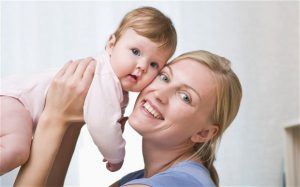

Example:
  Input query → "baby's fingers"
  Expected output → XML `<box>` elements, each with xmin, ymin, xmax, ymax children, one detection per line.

<box><xmin>118</xmin><ymin>117</ymin><xmax>128</xmax><ymax>133</ymax></box>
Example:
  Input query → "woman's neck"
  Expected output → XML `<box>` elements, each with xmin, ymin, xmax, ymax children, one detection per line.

<box><xmin>142</xmin><ymin>138</ymin><xmax>195</xmax><ymax>178</ymax></box>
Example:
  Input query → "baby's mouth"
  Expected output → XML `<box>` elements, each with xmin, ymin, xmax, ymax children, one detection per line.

<box><xmin>125</xmin><ymin>74</ymin><xmax>138</xmax><ymax>83</ymax></box>
<box><xmin>129</xmin><ymin>74</ymin><xmax>138</xmax><ymax>81</ymax></box>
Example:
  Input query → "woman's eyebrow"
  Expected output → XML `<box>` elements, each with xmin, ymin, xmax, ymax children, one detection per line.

<box><xmin>165</xmin><ymin>65</ymin><xmax>173</xmax><ymax>77</ymax></box>
<box><xmin>168</xmin><ymin>65</ymin><xmax>202</xmax><ymax>101</ymax></box>
<box><xmin>184</xmin><ymin>84</ymin><xmax>202</xmax><ymax>102</ymax></box>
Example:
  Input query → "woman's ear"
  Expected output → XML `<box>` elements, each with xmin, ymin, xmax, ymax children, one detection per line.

<box><xmin>191</xmin><ymin>125</ymin><xmax>219</xmax><ymax>143</ymax></box>
<box><xmin>106</xmin><ymin>34</ymin><xmax>116</xmax><ymax>55</ymax></box>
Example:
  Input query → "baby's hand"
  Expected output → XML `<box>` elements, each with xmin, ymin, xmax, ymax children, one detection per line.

<box><xmin>102</xmin><ymin>159</ymin><xmax>123</xmax><ymax>172</ymax></box>
<box><xmin>118</xmin><ymin>116</ymin><xmax>128</xmax><ymax>133</ymax></box>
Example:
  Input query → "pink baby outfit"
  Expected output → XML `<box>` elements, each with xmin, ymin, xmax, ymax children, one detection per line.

<box><xmin>0</xmin><ymin>51</ymin><xmax>128</xmax><ymax>164</ymax></box>
<box><xmin>84</xmin><ymin>52</ymin><xmax>128</xmax><ymax>164</ymax></box>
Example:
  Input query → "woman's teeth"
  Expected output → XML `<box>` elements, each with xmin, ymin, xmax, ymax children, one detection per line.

<box><xmin>143</xmin><ymin>102</ymin><xmax>163</xmax><ymax>120</ymax></box>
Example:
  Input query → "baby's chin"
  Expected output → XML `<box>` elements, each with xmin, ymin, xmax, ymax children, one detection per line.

<box><xmin>121</xmin><ymin>82</ymin><xmax>143</xmax><ymax>92</ymax></box>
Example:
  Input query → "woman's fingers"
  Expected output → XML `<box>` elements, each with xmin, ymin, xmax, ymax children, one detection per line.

<box><xmin>44</xmin><ymin>57</ymin><xmax>96</xmax><ymax>124</ymax></box>
<box><xmin>81</xmin><ymin>59</ymin><xmax>96</xmax><ymax>93</ymax></box>
<box><xmin>62</xmin><ymin>59</ymin><xmax>80</xmax><ymax>79</ymax></box>
<box><xmin>73</xmin><ymin>57</ymin><xmax>95</xmax><ymax>79</ymax></box>
<box><xmin>55</xmin><ymin>57</ymin><xmax>95</xmax><ymax>81</ymax></box>
<box><xmin>69</xmin><ymin>57</ymin><xmax>96</xmax><ymax>96</ymax></box>
<box><xmin>55</xmin><ymin>60</ymin><xmax>73</xmax><ymax>79</ymax></box>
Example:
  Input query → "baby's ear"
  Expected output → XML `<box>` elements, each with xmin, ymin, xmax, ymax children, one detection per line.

<box><xmin>106</xmin><ymin>35</ymin><xmax>116</xmax><ymax>55</ymax></box>
<box><xmin>191</xmin><ymin>125</ymin><xmax>219</xmax><ymax>143</ymax></box>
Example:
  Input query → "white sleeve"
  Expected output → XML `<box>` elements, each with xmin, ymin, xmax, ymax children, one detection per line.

<box><xmin>84</xmin><ymin>70</ymin><xmax>125</xmax><ymax>164</ymax></box>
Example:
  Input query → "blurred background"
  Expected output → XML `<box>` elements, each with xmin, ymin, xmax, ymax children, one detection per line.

<box><xmin>1</xmin><ymin>1</ymin><xmax>299</xmax><ymax>186</ymax></box>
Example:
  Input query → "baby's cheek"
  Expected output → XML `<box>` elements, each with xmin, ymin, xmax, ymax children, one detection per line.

<box><xmin>146</xmin><ymin>76</ymin><xmax>157</xmax><ymax>86</ymax></box>
<box><xmin>137</xmin><ymin>73</ymin><xmax>156</xmax><ymax>90</ymax></box>
<box><xmin>139</xmin><ymin>81</ymin><xmax>150</xmax><ymax>91</ymax></box>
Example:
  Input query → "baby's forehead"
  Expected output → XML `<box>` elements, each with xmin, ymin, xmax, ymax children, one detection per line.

<box><xmin>157</xmin><ymin>42</ymin><xmax>175</xmax><ymax>55</ymax></box>
<box><xmin>155</xmin><ymin>47</ymin><xmax>173</xmax><ymax>60</ymax></box>
<box><xmin>150</xmin><ymin>48</ymin><xmax>173</xmax><ymax>63</ymax></box>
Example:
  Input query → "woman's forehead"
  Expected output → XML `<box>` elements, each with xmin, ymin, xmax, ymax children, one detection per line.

<box><xmin>167</xmin><ymin>59</ymin><xmax>217</xmax><ymax>97</ymax></box>
<box><xmin>168</xmin><ymin>58</ymin><xmax>212</xmax><ymax>79</ymax></box>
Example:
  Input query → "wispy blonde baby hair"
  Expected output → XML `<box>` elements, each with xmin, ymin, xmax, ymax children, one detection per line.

<box><xmin>113</xmin><ymin>6</ymin><xmax>177</xmax><ymax>58</ymax></box>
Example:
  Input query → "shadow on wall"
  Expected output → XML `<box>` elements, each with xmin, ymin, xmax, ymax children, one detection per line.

<box><xmin>284</xmin><ymin>124</ymin><xmax>300</xmax><ymax>186</ymax></box>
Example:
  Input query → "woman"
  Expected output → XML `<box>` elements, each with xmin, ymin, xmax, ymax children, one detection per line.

<box><xmin>14</xmin><ymin>50</ymin><xmax>242</xmax><ymax>187</ymax></box>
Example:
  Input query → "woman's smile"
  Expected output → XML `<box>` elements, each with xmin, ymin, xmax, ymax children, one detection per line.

<box><xmin>141</xmin><ymin>99</ymin><xmax>164</xmax><ymax>120</ymax></box>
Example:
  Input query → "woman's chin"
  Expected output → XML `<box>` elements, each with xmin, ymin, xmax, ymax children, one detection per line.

<box><xmin>128</xmin><ymin>115</ymin><xmax>144</xmax><ymax>135</ymax></box>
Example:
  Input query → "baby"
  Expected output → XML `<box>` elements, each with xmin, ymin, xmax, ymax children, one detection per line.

<box><xmin>0</xmin><ymin>6</ymin><xmax>177</xmax><ymax>174</ymax></box>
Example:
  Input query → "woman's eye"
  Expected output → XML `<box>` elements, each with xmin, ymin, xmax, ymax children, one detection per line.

<box><xmin>179</xmin><ymin>92</ymin><xmax>191</xmax><ymax>104</ymax></box>
<box><xmin>158</xmin><ymin>73</ymin><xmax>169</xmax><ymax>82</ymax></box>
<box><xmin>131</xmin><ymin>48</ymin><xmax>140</xmax><ymax>56</ymax></box>
<box><xmin>150</xmin><ymin>62</ymin><xmax>159</xmax><ymax>69</ymax></box>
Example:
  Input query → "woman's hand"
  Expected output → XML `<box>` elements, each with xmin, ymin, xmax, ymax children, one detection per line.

<box><xmin>14</xmin><ymin>57</ymin><xmax>96</xmax><ymax>187</ymax></box>
<box><xmin>43</xmin><ymin>57</ymin><xmax>96</xmax><ymax>125</ymax></box>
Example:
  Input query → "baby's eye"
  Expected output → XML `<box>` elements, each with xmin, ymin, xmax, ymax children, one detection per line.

<box><xmin>150</xmin><ymin>62</ymin><xmax>159</xmax><ymax>69</ymax></box>
<box><xmin>131</xmin><ymin>48</ymin><xmax>140</xmax><ymax>56</ymax></box>
<box><xmin>158</xmin><ymin>73</ymin><xmax>169</xmax><ymax>83</ymax></box>
<box><xmin>179</xmin><ymin>92</ymin><xmax>191</xmax><ymax>104</ymax></box>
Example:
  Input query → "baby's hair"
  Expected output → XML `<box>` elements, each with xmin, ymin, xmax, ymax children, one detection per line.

<box><xmin>113</xmin><ymin>6</ymin><xmax>177</xmax><ymax>58</ymax></box>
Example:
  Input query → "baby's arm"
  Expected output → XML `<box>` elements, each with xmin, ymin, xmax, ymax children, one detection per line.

<box><xmin>84</xmin><ymin>71</ymin><xmax>126</xmax><ymax>172</ymax></box>
<box><xmin>103</xmin><ymin>116</ymin><xmax>128</xmax><ymax>172</ymax></box>
<box><xmin>87</xmin><ymin>115</ymin><xmax>126</xmax><ymax>172</ymax></box>
<box><xmin>103</xmin><ymin>159</ymin><xmax>124</xmax><ymax>172</ymax></box>
<box><xmin>0</xmin><ymin>96</ymin><xmax>33</xmax><ymax>175</ymax></box>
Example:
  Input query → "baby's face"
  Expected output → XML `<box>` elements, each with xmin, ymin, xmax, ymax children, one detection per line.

<box><xmin>106</xmin><ymin>28</ymin><xmax>171</xmax><ymax>92</ymax></box>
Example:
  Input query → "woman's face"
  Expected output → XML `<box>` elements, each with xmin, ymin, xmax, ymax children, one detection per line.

<box><xmin>129</xmin><ymin>58</ymin><xmax>218</xmax><ymax>148</ymax></box>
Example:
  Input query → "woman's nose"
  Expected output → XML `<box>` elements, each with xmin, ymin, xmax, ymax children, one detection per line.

<box><xmin>154</xmin><ymin>86</ymin><xmax>170</xmax><ymax>104</ymax></box>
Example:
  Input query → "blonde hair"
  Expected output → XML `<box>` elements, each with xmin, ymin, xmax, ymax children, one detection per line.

<box><xmin>113</xmin><ymin>6</ymin><xmax>177</xmax><ymax>58</ymax></box>
<box><xmin>171</xmin><ymin>50</ymin><xmax>242</xmax><ymax>187</ymax></box>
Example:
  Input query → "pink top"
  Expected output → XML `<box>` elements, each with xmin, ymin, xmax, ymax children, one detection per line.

<box><xmin>84</xmin><ymin>52</ymin><xmax>128</xmax><ymax>163</ymax></box>
<box><xmin>1</xmin><ymin>51</ymin><xmax>128</xmax><ymax>164</ymax></box>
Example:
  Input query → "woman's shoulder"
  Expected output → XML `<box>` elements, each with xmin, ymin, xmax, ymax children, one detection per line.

<box><xmin>156</xmin><ymin>161</ymin><xmax>215</xmax><ymax>186</ymax></box>
<box><xmin>119</xmin><ymin>169</ymin><xmax>144</xmax><ymax>186</ymax></box>
<box><xmin>170</xmin><ymin>160</ymin><xmax>211</xmax><ymax>176</ymax></box>
<box><xmin>120</xmin><ymin>161</ymin><xmax>216</xmax><ymax>187</ymax></box>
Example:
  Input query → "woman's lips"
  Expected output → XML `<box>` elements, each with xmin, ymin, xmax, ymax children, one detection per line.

<box><xmin>141</xmin><ymin>100</ymin><xmax>164</xmax><ymax>120</ymax></box>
